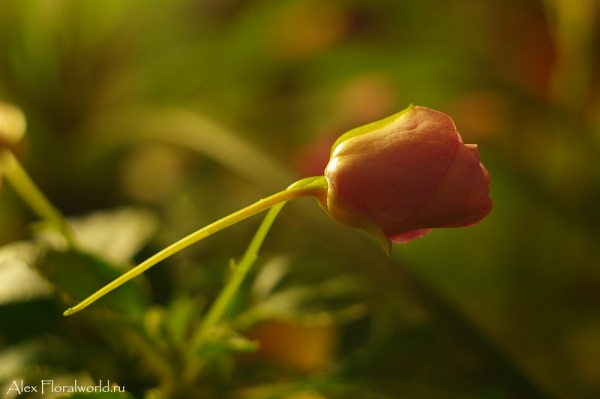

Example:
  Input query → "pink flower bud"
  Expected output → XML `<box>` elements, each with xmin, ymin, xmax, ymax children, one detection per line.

<box><xmin>321</xmin><ymin>105</ymin><xmax>492</xmax><ymax>252</ymax></box>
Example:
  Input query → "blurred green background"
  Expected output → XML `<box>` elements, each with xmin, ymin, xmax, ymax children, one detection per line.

<box><xmin>1</xmin><ymin>0</ymin><xmax>600</xmax><ymax>398</ymax></box>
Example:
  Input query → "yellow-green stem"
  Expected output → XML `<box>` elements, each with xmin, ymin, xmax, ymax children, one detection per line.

<box><xmin>182</xmin><ymin>203</ymin><xmax>286</xmax><ymax>382</ymax></box>
<box><xmin>181</xmin><ymin>177</ymin><xmax>325</xmax><ymax>382</ymax></box>
<box><xmin>63</xmin><ymin>183</ymin><xmax>323</xmax><ymax>316</ymax></box>
<box><xmin>0</xmin><ymin>150</ymin><xmax>77</xmax><ymax>246</ymax></box>
<box><xmin>191</xmin><ymin>206</ymin><xmax>284</xmax><ymax>351</ymax></box>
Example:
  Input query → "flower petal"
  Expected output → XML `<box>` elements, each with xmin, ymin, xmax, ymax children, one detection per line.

<box><xmin>385</xmin><ymin>142</ymin><xmax>492</xmax><ymax>233</ymax></box>
<box><xmin>389</xmin><ymin>228</ymin><xmax>432</xmax><ymax>244</ymax></box>
<box><xmin>325</xmin><ymin>106</ymin><xmax>460</xmax><ymax>224</ymax></box>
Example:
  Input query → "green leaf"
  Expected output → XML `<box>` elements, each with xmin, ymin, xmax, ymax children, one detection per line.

<box><xmin>36</xmin><ymin>249</ymin><xmax>148</xmax><ymax>316</ymax></box>
<box><xmin>0</xmin><ymin>339</ymin><xmax>46</xmax><ymax>381</ymax></box>
<box><xmin>0</xmin><ymin>241</ymin><xmax>52</xmax><ymax>305</ymax></box>
<box><xmin>205</xmin><ymin>328</ymin><xmax>259</xmax><ymax>354</ymax></box>
<box><xmin>68</xmin><ymin>207</ymin><xmax>158</xmax><ymax>266</ymax></box>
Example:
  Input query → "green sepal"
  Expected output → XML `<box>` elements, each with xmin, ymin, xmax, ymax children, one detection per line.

<box><xmin>330</xmin><ymin>104</ymin><xmax>415</xmax><ymax>155</ymax></box>
<box><xmin>363</xmin><ymin>223</ymin><xmax>392</xmax><ymax>256</ymax></box>
<box><xmin>294</xmin><ymin>176</ymin><xmax>392</xmax><ymax>254</ymax></box>
<box><xmin>316</xmin><ymin>188</ymin><xmax>392</xmax><ymax>256</ymax></box>
<box><xmin>288</xmin><ymin>175</ymin><xmax>328</xmax><ymax>190</ymax></box>
<box><xmin>331</xmin><ymin>202</ymin><xmax>392</xmax><ymax>256</ymax></box>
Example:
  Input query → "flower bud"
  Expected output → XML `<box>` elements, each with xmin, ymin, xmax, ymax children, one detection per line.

<box><xmin>321</xmin><ymin>105</ymin><xmax>492</xmax><ymax>252</ymax></box>
<box><xmin>0</xmin><ymin>101</ymin><xmax>26</xmax><ymax>148</ymax></box>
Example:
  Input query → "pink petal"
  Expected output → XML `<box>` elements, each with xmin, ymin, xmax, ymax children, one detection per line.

<box><xmin>326</xmin><ymin>106</ymin><xmax>460</xmax><ymax>224</ymax></box>
<box><xmin>389</xmin><ymin>228</ymin><xmax>432</xmax><ymax>244</ymax></box>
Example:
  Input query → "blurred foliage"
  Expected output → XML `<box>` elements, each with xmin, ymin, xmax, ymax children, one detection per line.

<box><xmin>1</xmin><ymin>0</ymin><xmax>600</xmax><ymax>398</ymax></box>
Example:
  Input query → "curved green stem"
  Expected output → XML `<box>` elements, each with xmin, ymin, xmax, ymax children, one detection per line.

<box><xmin>63</xmin><ymin>178</ymin><xmax>326</xmax><ymax>316</ymax></box>
<box><xmin>182</xmin><ymin>203</ymin><xmax>286</xmax><ymax>382</ymax></box>
<box><xmin>190</xmin><ymin>204</ymin><xmax>284</xmax><ymax>350</ymax></box>
<box><xmin>0</xmin><ymin>150</ymin><xmax>77</xmax><ymax>247</ymax></box>
<box><xmin>181</xmin><ymin>178</ymin><xmax>326</xmax><ymax>382</ymax></box>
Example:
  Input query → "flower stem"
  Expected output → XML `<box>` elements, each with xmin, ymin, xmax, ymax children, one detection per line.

<box><xmin>63</xmin><ymin>179</ymin><xmax>325</xmax><ymax>316</ymax></box>
<box><xmin>182</xmin><ymin>177</ymin><xmax>325</xmax><ymax>382</ymax></box>
<box><xmin>191</xmin><ymin>204</ymin><xmax>284</xmax><ymax>350</ymax></box>
<box><xmin>182</xmin><ymin>203</ymin><xmax>286</xmax><ymax>382</ymax></box>
<box><xmin>0</xmin><ymin>150</ymin><xmax>77</xmax><ymax>246</ymax></box>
